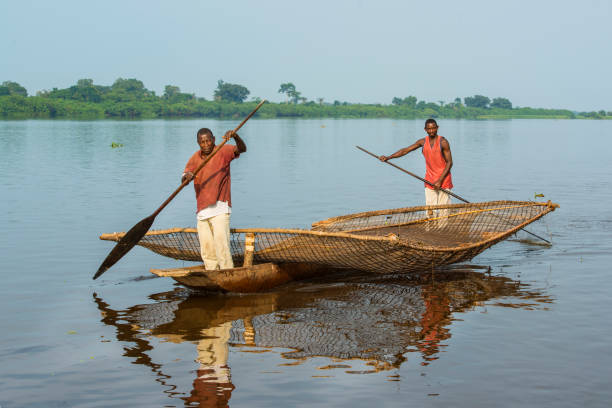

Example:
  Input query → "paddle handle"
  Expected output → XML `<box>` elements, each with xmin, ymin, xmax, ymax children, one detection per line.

<box><xmin>356</xmin><ymin>145</ymin><xmax>551</xmax><ymax>244</ymax></box>
<box><xmin>356</xmin><ymin>145</ymin><xmax>469</xmax><ymax>203</ymax></box>
<box><xmin>151</xmin><ymin>99</ymin><xmax>267</xmax><ymax>217</ymax></box>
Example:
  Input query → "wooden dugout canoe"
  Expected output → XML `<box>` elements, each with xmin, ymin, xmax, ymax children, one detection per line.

<box><xmin>149</xmin><ymin>262</ymin><xmax>331</xmax><ymax>293</ymax></box>
<box><xmin>100</xmin><ymin>200</ymin><xmax>559</xmax><ymax>292</ymax></box>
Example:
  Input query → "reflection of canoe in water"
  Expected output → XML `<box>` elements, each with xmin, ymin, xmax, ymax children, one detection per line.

<box><xmin>94</xmin><ymin>266</ymin><xmax>552</xmax><ymax>381</ymax></box>
<box><xmin>100</xmin><ymin>200</ymin><xmax>558</xmax><ymax>292</ymax></box>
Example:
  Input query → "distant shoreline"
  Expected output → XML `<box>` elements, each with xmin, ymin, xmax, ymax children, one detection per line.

<box><xmin>2</xmin><ymin>77</ymin><xmax>609</xmax><ymax>120</ymax></box>
<box><xmin>2</xmin><ymin>96</ymin><xmax>609</xmax><ymax>121</ymax></box>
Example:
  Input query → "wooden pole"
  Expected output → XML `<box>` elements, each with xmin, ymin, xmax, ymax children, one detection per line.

<box><xmin>243</xmin><ymin>232</ymin><xmax>255</xmax><ymax>267</ymax></box>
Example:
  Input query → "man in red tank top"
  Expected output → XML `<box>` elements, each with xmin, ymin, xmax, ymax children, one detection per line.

<box><xmin>379</xmin><ymin>119</ymin><xmax>453</xmax><ymax>215</ymax></box>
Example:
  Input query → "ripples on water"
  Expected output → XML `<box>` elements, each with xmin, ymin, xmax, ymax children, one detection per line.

<box><xmin>92</xmin><ymin>265</ymin><xmax>552</xmax><ymax>406</ymax></box>
<box><xmin>1</xmin><ymin>119</ymin><xmax>611</xmax><ymax>407</ymax></box>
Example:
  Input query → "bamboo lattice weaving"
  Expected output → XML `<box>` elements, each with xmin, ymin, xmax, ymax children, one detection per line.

<box><xmin>100</xmin><ymin>201</ymin><xmax>558</xmax><ymax>273</ymax></box>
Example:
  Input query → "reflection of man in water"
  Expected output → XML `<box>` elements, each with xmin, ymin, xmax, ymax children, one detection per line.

<box><xmin>185</xmin><ymin>322</ymin><xmax>235</xmax><ymax>406</ymax></box>
<box><xmin>418</xmin><ymin>285</ymin><xmax>451</xmax><ymax>365</ymax></box>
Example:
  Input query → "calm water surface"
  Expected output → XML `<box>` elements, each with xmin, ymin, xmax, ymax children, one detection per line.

<box><xmin>1</xmin><ymin>119</ymin><xmax>611</xmax><ymax>407</ymax></box>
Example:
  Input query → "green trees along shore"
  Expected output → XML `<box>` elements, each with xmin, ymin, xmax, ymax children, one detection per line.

<box><xmin>0</xmin><ymin>79</ymin><xmax>609</xmax><ymax>120</ymax></box>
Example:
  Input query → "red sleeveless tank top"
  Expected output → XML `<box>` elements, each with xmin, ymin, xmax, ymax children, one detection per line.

<box><xmin>422</xmin><ymin>135</ymin><xmax>453</xmax><ymax>189</ymax></box>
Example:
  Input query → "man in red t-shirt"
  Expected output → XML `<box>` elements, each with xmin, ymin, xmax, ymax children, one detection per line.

<box><xmin>182</xmin><ymin>128</ymin><xmax>246</xmax><ymax>270</ymax></box>
<box><xmin>379</xmin><ymin>119</ymin><xmax>453</xmax><ymax>216</ymax></box>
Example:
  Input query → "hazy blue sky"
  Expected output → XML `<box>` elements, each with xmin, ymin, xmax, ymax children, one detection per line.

<box><xmin>1</xmin><ymin>0</ymin><xmax>610</xmax><ymax>111</ymax></box>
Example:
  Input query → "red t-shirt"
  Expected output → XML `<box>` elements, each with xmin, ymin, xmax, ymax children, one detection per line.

<box><xmin>422</xmin><ymin>135</ymin><xmax>453</xmax><ymax>190</ymax></box>
<box><xmin>184</xmin><ymin>144</ymin><xmax>239</xmax><ymax>213</ymax></box>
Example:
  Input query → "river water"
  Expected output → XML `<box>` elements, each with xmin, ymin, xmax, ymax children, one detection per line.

<box><xmin>1</xmin><ymin>118</ymin><xmax>611</xmax><ymax>407</ymax></box>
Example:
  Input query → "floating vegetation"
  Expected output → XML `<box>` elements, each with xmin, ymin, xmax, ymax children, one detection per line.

<box><xmin>111</xmin><ymin>142</ymin><xmax>124</xmax><ymax>148</ymax></box>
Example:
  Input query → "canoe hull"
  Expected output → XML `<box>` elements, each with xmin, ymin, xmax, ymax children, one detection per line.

<box><xmin>150</xmin><ymin>262</ymin><xmax>332</xmax><ymax>293</ymax></box>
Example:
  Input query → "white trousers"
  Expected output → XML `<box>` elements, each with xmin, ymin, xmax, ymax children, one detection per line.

<box><xmin>425</xmin><ymin>188</ymin><xmax>452</xmax><ymax>222</ymax></box>
<box><xmin>196</xmin><ymin>213</ymin><xmax>234</xmax><ymax>270</ymax></box>
<box><xmin>196</xmin><ymin>322</ymin><xmax>232</xmax><ymax>383</ymax></box>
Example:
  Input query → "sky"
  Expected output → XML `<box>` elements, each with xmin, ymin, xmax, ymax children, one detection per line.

<box><xmin>1</xmin><ymin>0</ymin><xmax>610</xmax><ymax>111</ymax></box>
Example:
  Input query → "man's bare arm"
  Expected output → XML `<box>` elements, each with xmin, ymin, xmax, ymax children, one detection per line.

<box><xmin>224</xmin><ymin>130</ymin><xmax>247</xmax><ymax>154</ymax></box>
<box><xmin>379</xmin><ymin>138</ymin><xmax>424</xmax><ymax>162</ymax></box>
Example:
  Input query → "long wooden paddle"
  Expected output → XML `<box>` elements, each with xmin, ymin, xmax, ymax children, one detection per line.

<box><xmin>93</xmin><ymin>99</ymin><xmax>267</xmax><ymax>280</ymax></box>
<box><xmin>356</xmin><ymin>145</ymin><xmax>551</xmax><ymax>244</ymax></box>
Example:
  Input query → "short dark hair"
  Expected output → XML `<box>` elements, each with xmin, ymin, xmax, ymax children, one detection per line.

<box><xmin>425</xmin><ymin>119</ymin><xmax>438</xmax><ymax>127</ymax></box>
<box><xmin>197</xmin><ymin>128</ymin><xmax>214</xmax><ymax>141</ymax></box>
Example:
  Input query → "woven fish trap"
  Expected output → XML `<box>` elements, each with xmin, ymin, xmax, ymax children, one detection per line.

<box><xmin>99</xmin><ymin>200</ymin><xmax>558</xmax><ymax>273</ymax></box>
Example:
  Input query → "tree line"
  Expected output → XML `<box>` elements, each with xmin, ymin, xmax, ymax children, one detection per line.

<box><xmin>0</xmin><ymin>79</ymin><xmax>609</xmax><ymax>120</ymax></box>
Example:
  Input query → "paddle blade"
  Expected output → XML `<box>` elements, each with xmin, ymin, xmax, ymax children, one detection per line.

<box><xmin>93</xmin><ymin>215</ymin><xmax>155</xmax><ymax>280</ymax></box>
